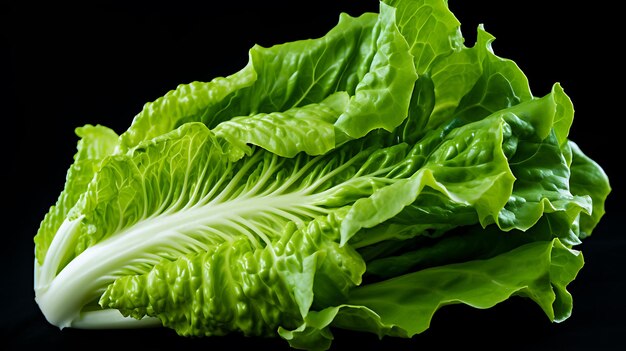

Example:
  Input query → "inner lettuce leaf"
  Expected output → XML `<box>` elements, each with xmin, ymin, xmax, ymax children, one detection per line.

<box><xmin>33</xmin><ymin>0</ymin><xmax>610</xmax><ymax>350</ymax></box>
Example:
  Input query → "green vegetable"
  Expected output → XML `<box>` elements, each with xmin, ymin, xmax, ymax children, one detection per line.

<box><xmin>33</xmin><ymin>1</ymin><xmax>610</xmax><ymax>350</ymax></box>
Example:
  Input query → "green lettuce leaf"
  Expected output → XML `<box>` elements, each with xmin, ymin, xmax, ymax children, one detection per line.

<box><xmin>280</xmin><ymin>238</ymin><xmax>584</xmax><ymax>350</ymax></box>
<box><xmin>342</xmin><ymin>82</ymin><xmax>574</xmax><ymax>246</ymax></box>
<box><xmin>119</xmin><ymin>3</ymin><xmax>417</xmax><ymax>155</ymax></box>
<box><xmin>213</xmin><ymin>92</ymin><xmax>349</xmax><ymax>158</ymax></box>
<box><xmin>383</xmin><ymin>0</ymin><xmax>463</xmax><ymax>74</ymax></box>
<box><xmin>34</xmin><ymin>125</ymin><xmax>118</xmax><ymax>265</ymax></box>
<box><xmin>394</xmin><ymin>26</ymin><xmax>534</xmax><ymax>146</ymax></box>
<box><xmin>99</xmin><ymin>211</ymin><xmax>365</xmax><ymax>337</ymax></box>
<box><xmin>567</xmin><ymin>141</ymin><xmax>611</xmax><ymax>237</ymax></box>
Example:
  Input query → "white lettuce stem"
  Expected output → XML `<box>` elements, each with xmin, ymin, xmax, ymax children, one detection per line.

<box><xmin>35</xmin><ymin>217</ymin><xmax>83</xmax><ymax>290</ymax></box>
<box><xmin>35</xmin><ymin>192</ymin><xmax>320</xmax><ymax>328</ymax></box>
<box><xmin>72</xmin><ymin>309</ymin><xmax>161</xmax><ymax>329</ymax></box>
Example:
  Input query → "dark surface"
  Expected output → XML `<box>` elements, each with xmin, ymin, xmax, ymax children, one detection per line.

<box><xmin>3</xmin><ymin>1</ymin><xmax>623</xmax><ymax>350</ymax></box>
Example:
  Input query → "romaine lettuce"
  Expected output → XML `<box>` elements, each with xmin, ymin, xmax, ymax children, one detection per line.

<box><xmin>33</xmin><ymin>1</ymin><xmax>610</xmax><ymax>350</ymax></box>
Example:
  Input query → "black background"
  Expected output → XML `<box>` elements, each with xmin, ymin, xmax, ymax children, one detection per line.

<box><xmin>3</xmin><ymin>1</ymin><xmax>624</xmax><ymax>350</ymax></box>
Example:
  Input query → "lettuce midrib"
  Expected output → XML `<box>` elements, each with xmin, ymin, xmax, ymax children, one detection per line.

<box><xmin>57</xmin><ymin>193</ymin><xmax>327</xmax><ymax>276</ymax></box>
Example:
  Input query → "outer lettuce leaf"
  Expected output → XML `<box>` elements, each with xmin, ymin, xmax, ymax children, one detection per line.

<box><xmin>215</xmin><ymin>13</ymin><xmax>377</xmax><ymax>118</ymax></box>
<box><xmin>363</xmin><ymin>222</ymin><xmax>537</xmax><ymax>279</ymax></box>
<box><xmin>363</xmin><ymin>209</ymin><xmax>581</xmax><ymax>279</ymax></box>
<box><xmin>495</xmin><ymin>85</ymin><xmax>591</xmax><ymax>244</ymax></box>
<box><xmin>34</xmin><ymin>125</ymin><xmax>118</xmax><ymax>264</ymax></box>
<box><xmin>280</xmin><ymin>238</ymin><xmax>584</xmax><ymax>350</ymax></box>
<box><xmin>118</xmin><ymin>64</ymin><xmax>257</xmax><ymax>151</ymax></box>
<box><xmin>119</xmin><ymin>3</ymin><xmax>417</xmax><ymax>155</ymax></box>
<box><xmin>100</xmin><ymin>210</ymin><xmax>366</xmax><ymax>338</ymax></box>
<box><xmin>567</xmin><ymin>141</ymin><xmax>611</xmax><ymax>237</ymax></box>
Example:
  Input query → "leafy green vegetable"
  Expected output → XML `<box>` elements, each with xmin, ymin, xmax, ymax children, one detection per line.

<box><xmin>33</xmin><ymin>0</ymin><xmax>610</xmax><ymax>350</ymax></box>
